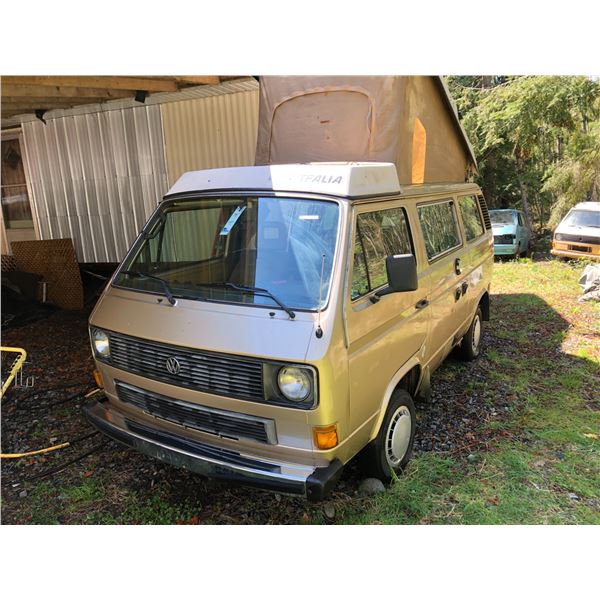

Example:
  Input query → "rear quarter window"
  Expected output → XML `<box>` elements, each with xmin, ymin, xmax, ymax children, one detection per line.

<box><xmin>458</xmin><ymin>195</ymin><xmax>485</xmax><ymax>242</ymax></box>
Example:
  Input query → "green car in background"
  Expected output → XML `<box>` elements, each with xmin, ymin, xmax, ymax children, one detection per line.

<box><xmin>490</xmin><ymin>209</ymin><xmax>531</xmax><ymax>258</ymax></box>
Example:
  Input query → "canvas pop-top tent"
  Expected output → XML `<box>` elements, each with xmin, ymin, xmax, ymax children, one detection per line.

<box><xmin>255</xmin><ymin>76</ymin><xmax>477</xmax><ymax>185</ymax></box>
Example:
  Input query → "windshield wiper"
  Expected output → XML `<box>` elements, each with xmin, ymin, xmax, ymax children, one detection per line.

<box><xmin>197</xmin><ymin>282</ymin><xmax>296</xmax><ymax>319</ymax></box>
<box><xmin>120</xmin><ymin>270</ymin><xmax>177</xmax><ymax>306</ymax></box>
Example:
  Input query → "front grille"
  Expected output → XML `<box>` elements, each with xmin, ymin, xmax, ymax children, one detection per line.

<box><xmin>559</xmin><ymin>233</ymin><xmax>599</xmax><ymax>245</ymax></box>
<box><xmin>494</xmin><ymin>234</ymin><xmax>515</xmax><ymax>245</ymax></box>
<box><xmin>125</xmin><ymin>419</ymin><xmax>281</xmax><ymax>472</ymax></box>
<box><xmin>108</xmin><ymin>331</ymin><xmax>265</xmax><ymax>402</ymax></box>
<box><xmin>568</xmin><ymin>244</ymin><xmax>591</xmax><ymax>253</ymax></box>
<box><xmin>116</xmin><ymin>381</ymin><xmax>275</xmax><ymax>444</ymax></box>
<box><xmin>478</xmin><ymin>195</ymin><xmax>492</xmax><ymax>230</ymax></box>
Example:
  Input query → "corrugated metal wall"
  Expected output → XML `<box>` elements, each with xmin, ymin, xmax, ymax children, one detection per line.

<box><xmin>20</xmin><ymin>81</ymin><xmax>260</xmax><ymax>263</ymax></box>
<box><xmin>22</xmin><ymin>105</ymin><xmax>168</xmax><ymax>263</ymax></box>
<box><xmin>161</xmin><ymin>88</ymin><xmax>259</xmax><ymax>186</ymax></box>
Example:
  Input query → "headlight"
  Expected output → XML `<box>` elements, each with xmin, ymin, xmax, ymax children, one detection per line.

<box><xmin>555</xmin><ymin>233</ymin><xmax>563</xmax><ymax>241</ymax></box>
<box><xmin>91</xmin><ymin>328</ymin><xmax>110</xmax><ymax>359</ymax></box>
<box><xmin>277</xmin><ymin>366</ymin><xmax>312</xmax><ymax>402</ymax></box>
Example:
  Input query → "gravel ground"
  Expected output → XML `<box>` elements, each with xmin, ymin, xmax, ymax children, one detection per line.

<box><xmin>1</xmin><ymin>295</ymin><xmax>516</xmax><ymax>524</ymax></box>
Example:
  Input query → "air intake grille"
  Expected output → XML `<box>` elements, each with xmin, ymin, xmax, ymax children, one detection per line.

<box><xmin>477</xmin><ymin>195</ymin><xmax>492</xmax><ymax>230</ymax></box>
<box><xmin>125</xmin><ymin>419</ymin><xmax>281</xmax><ymax>472</ymax></box>
<box><xmin>108</xmin><ymin>331</ymin><xmax>265</xmax><ymax>402</ymax></box>
<box><xmin>494</xmin><ymin>234</ymin><xmax>515</xmax><ymax>245</ymax></box>
<box><xmin>116</xmin><ymin>382</ymin><xmax>275</xmax><ymax>444</ymax></box>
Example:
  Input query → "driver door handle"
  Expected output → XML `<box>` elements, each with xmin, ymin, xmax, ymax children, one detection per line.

<box><xmin>415</xmin><ymin>298</ymin><xmax>429</xmax><ymax>310</ymax></box>
<box><xmin>454</xmin><ymin>257</ymin><xmax>462</xmax><ymax>275</ymax></box>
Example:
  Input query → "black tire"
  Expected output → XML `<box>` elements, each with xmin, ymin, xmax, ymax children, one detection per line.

<box><xmin>513</xmin><ymin>243</ymin><xmax>521</xmax><ymax>260</ymax></box>
<box><xmin>457</xmin><ymin>306</ymin><xmax>483</xmax><ymax>361</ymax></box>
<box><xmin>359</xmin><ymin>389</ymin><xmax>416</xmax><ymax>483</ymax></box>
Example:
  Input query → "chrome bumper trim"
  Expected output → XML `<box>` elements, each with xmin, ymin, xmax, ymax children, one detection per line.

<box><xmin>83</xmin><ymin>400</ymin><xmax>342</xmax><ymax>499</ymax></box>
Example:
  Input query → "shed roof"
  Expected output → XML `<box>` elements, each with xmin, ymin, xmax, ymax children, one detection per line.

<box><xmin>0</xmin><ymin>76</ymin><xmax>245</xmax><ymax>126</ymax></box>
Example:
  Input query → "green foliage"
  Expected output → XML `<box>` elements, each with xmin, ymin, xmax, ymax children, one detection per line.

<box><xmin>447</xmin><ymin>75</ymin><xmax>600</xmax><ymax>232</ymax></box>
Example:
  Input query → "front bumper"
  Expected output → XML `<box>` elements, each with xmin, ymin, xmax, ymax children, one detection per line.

<box><xmin>493</xmin><ymin>243</ymin><xmax>518</xmax><ymax>256</ymax></box>
<box><xmin>551</xmin><ymin>243</ymin><xmax>600</xmax><ymax>261</ymax></box>
<box><xmin>83</xmin><ymin>400</ymin><xmax>343</xmax><ymax>501</ymax></box>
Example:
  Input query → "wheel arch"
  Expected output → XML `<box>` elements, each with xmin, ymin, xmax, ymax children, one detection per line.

<box><xmin>478</xmin><ymin>290</ymin><xmax>490</xmax><ymax>321</ymax></box>
<box><xmin>367</xmin><ymin>356</ymin><xmax>422</xmax><ymax>442</ymax></box>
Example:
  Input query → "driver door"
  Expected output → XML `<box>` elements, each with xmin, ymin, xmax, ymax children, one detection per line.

<box><xmin>346</xmin><ymin>201</ymin><xmax>430</xmax><ymax>433</ymax></box>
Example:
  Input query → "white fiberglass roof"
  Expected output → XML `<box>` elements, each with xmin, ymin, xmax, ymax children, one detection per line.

<box><xmin>572</xmin><ymin>202</ymin><xmax>600</xmax><ymax>211</ymax></box>
<box><xmin>165</xmin><ymin>162</ymin><xmax>401</xmax><ymax>199</ymax></box>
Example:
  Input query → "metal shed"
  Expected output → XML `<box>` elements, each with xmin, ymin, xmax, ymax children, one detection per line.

<box><xmin>1</xmin><ymin>77</ymin><xmax>259</xmax><ymax>262</ymax></box>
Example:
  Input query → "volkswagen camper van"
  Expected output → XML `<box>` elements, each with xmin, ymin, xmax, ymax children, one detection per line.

<box><xmin>84</xmin><ymin>163</ymin><xmax>493</xmax><ymax>500</ymax></box>
<box><xmin>551</xmin><ymin>201</ymin><xmax>600</xmax><ymax>261</ymax></box>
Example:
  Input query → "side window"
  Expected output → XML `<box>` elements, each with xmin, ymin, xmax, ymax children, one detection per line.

<box><xmin>351</xmin><ymin>206</ymin><xmax>413</xmax><ymax>300</ymax></box>
<box><xmin>517</xmin><ymin>212</ymin><xmax>523</xmax><ymax>226</ymax></box>
<box><xmin>417</xmin><ymin>200</ymin><xmax>462</xmax><ymax>260</ymax></box>
<box><xmin>458</xmin><ymin>195</ymin><xmax>485</xmax><ymax>242</ymax></box>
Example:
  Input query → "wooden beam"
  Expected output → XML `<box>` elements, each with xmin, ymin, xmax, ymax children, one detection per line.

<box><xmin>1</xmin><ymin>110</ymin><xmax>32</xmax><ymax>117</ymax></box>
<box><xmin>1</xmin><ymin>101</ymin><xmax>83</xmax><ymax>111</ymax></box>
<box><xmin>2</xmin><ymin>97</ymin><xmax>117</xmax><ymax>107</ymax></box>
<box><xmin>1</xmin><ymin>76</ymin><xmax>178</xmax><ymax>93</ymax></box>
<box><xmin>1</xmin><ymin>84</ymin><xmax>132</xmax><ymax>100</ymax></box>
<box><xmin>172</xmin><ymin>76</ymin><xmax>220</xmax><ymax>86</ymax></box>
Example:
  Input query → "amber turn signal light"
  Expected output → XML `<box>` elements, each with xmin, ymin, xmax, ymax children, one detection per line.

<box><xmin>313</xmin><ymin>424</ymin><xmax>338</xmax><ymax>450</ymax></box>
<box><xmin>93</xmin><ymin>369</ymin><xmax>104</xmax><ymax>389</ymax></box>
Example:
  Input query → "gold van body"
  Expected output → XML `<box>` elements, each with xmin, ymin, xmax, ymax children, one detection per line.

<box><xmin>85</xmin><ymin>164</ymin><xmax>493</xmax><ymax>500</ymax></box>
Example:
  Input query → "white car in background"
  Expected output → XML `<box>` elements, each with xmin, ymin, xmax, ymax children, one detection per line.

<box><xmin>551</xmin><ymin>202</ymin><xmax>600</xmax><ymax>261</ymax></box>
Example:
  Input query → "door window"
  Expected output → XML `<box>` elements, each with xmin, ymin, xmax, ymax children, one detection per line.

<box><xmin>458</xmin><ymin>195</ymin><xmax>485</xmax><ymax>241</ymax></box>
<box><xmin>517</xmin><ymin>212</ymin><xmax>524</xmax><ymax>226</ymax></box>
<box><xmin>351</xmin><ymin>206</ymin><xmax>413</xmax><ymax>300</ymax></box>
<box><xmin>417</xmin><ymin>200</ymin><xmax>462</xmax><ymax>260</ymax></box>
<box><xmin>1</xmin><ymin>138</ymin><xmax>33</xmax><ymax>229</ymax></box>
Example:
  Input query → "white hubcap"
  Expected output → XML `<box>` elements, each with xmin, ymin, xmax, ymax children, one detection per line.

<box><xmin>472</xmin><ymin>316</ymin><xmax>481</xmax><ymax>353</ymax></box>
<box><xmin>385</xmin><ymin>406</ymin><xmax>412</xmax><ymax>467</ymax></box>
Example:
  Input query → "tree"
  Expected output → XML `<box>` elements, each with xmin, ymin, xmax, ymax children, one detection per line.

<box><xmin>447</xmin><ymin>75</ymin><xmax>600</xmax><ymax>232</ymax></box>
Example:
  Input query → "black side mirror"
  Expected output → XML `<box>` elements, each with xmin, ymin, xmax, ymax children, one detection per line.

<box><xmin>372</xmin><ymin>254</ymin><xmax>418</xmax><ymax>301</ymax></box>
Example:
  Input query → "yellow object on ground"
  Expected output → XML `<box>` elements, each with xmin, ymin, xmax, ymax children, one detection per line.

<box><xmin>1</xmin><ymin>442</ymin><xmax>70</xmax><ymax>459</ymax></box>
<box><xmin>0</xmin><ymin>346</ymin><xmax>27</xmax><ymax>399</ymax></box>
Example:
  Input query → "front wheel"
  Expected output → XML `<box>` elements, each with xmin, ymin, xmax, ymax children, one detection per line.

<box><xmin>457</xmin><ymin>306</ymin><xmax>483</xmax><ymax>361</ymax></box>
<box><xmin>359</xmin><ymin>389</ymin><xmax>416</xmax><ymax>483</ymax></box>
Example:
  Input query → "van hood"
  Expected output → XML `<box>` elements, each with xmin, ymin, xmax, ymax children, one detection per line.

<box><xmin>90</xmin><ymin>287</ymin><xmax>317</xmax><ymax>363</ymax></box>
<box><xmin>555</xmin><ymin>224</ymin><xmax>600</xmax><ymax>240</ymax></box>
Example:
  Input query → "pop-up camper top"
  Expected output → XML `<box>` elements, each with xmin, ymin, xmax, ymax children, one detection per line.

<box><xmin>255</xmin><ymin>76</ymin><xmax>477</xmax><ymax>185</ymax></box>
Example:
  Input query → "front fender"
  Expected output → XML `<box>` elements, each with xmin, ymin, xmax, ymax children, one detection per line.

<box><xmin>367</xmin><ymin>351</ymin><xmax>423</xmax><ymax>442</ymax></box>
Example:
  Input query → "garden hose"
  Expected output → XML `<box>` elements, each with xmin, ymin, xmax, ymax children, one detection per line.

<box><xmin>0</xmin><ymin>430</ymin><xmax>100</xmax><ymax>459</ymax></box>
<box><xmin>1</xmin><ymin>442</ymin><xmax>71</xmax><ymax>459</ymax></box>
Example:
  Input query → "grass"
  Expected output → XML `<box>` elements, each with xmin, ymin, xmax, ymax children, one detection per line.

<box><xmin>339</xmin><ymin>258</ymin><xmax>600</xmax><ymax>524</ymax></box>
<box><xmin>3</xmin><ymin>258</ymin><xmax>598</xmax><ymax>525</ymax></box>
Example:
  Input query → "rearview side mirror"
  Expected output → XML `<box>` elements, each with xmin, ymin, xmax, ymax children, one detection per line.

<box><xmin>372</xmin><ymin>254</ymin><xmax>418</xmax><ymax>301</ymax></box>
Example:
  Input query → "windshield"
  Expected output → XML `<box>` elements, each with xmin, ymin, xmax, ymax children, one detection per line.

<box><xmin>562</xmin><ymin>209</ymin><xmax>600</xmax><ymax>228</ymax></box>
<box><xmin>490</xmin><ymin>210</ymin><xmax>516</xmax><ymax>225</ymax></box>
<box><xmin>113</xmin><ymin>196</ymin><xmax>340</xmax><ymax>311</ymax></box>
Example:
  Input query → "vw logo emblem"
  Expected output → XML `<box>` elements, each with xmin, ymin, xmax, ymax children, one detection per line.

<box><xmin>165</xmin><ymin>356</ymin><xmax>181</xmax><ymax>375</ymax></box>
